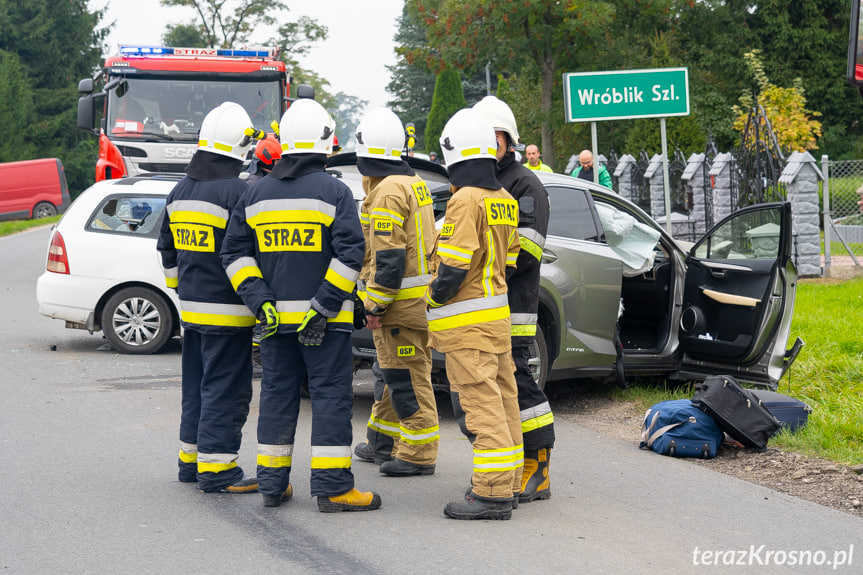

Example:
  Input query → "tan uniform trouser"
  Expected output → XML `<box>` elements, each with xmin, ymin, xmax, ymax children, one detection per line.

<box><xmin>446</xmin><ymin>348</ymin><xmax>523</xmax><ymax>499</ymax></box>
<box><xmin>369</xmin><ymin>326</ymin><xmax>439</xmax><ymax>465</ymax></box>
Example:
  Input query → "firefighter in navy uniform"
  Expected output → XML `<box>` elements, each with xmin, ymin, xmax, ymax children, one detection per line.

<box><xmin>474</xmin><ymin>96</ymin><xmax>554</xmax><ymax>503</ymax></box>
<box><xmin>351</xmin><ymin>107</ymin><xmax>439</xmax><ymax>476</ymax></box>
<box><xmin>156</xmin><ymin>101</ymin><xmax>260</xmax><ymax>494</ymax></box>
<box><xmin>221</xmin><ymin>98</ymin><xmax>381</xmax><ymax>512</ymax></box>
<box><xmin>426</xmin><ymin>108</ymin><xmax>523</xmax><ymax>520</ymax></box>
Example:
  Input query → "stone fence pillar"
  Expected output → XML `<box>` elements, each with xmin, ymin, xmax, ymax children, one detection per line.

<box><xmin>779</xmin><ymin>151</ymin><xmax>823</xmax><ymax>277</ymax></box>
<box><xmin>709</xmin><ymin>152</ymin><xmax>735</xmax><ymax>225</ymax></box>
<box><xmin>647</xmin><ymin>154</ymin><xmax>665</xmax><ymax>218</ymax></box>
<box><xmin>613</xmin><ymin>154</ymin><xmax>636</xmax><ymax>201</ymax></box>
<box><xmin>682</xmin><ymin>153</ymin><xmax>708</xmax><ymax>236</ymax></box>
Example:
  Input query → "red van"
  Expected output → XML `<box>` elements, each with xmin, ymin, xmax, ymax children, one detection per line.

<box><xmin>0</xmin><ymin>158</ymin><xmax>71</xmax><ymax>221</ymax></box>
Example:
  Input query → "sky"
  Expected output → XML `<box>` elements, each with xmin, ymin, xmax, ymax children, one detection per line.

<box><xmin>93</xmin><ymin>0</ymin><xmax>404</xmax><ymax>110</ymax></box>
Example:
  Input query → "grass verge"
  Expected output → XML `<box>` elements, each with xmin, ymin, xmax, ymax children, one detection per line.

<box><xmin>612</xmin><ymin>276</ymin><xmax>863</xmax><ymax>466</ymax></box>
<box><xmin>0</xmin><ymin>216</ymin><xmax>61</xmax><ymax>237</ymax></box>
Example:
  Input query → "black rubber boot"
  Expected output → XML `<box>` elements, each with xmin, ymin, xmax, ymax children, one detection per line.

<box><xmin>519</xmin><ymin>448</ymin><xmax>551</xmax><ymax>503</ymax></box>
<box><xmin>354</xmin><ymin>442</ymin><xmax>392</xmax><ymax>464</ymax></box>
<box><xmin>444</xmin><ymin>491</ymin><xmax>513</xmax><ymax>520</ymax></box>
<box><xmin>202</xmin><ymin>477</ymin><xmax>259</xmax><ymax>494</ymax></box>
<box><xmin>379</xmin><ymin>458</ymin><xmax>435</xmax><ymax>477</ymax></box>
<box><xmin>262</xmin><ymin>484</ymin><xmax>293</xmax><ymax>507</ymax></box>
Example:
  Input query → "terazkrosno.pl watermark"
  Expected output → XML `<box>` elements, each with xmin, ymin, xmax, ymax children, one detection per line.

<box><xmin>692</xmin><ymin>545</ymin><xmax>854</xmax><ymax>569</ymax></box>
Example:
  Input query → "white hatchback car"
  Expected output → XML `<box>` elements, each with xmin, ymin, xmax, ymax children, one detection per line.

<box><xmin>36</xmin><ymin>170</ymin><xmax>371</xmax><ymax>354</ymax></box>
<box><xmin>37</xmin><ymin>176</ymin><xmax>182</xmax><ymax>353</ymax></box>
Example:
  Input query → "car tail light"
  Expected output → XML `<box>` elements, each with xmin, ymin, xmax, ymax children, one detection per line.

<box><xmin>46</xmin><ymin>230</ymin><xmax>69</xmax><ymax>274</ymax></box>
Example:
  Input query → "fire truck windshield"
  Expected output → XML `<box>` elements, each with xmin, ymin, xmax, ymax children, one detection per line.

<box><xmin>106</xmin><ymin>77</ymin><xmax>280</xmax><ymax>142</ymax></box>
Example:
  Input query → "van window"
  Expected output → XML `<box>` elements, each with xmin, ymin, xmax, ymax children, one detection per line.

<box><xmin>88</xmin><ymin>195</ymin><xmax>166</xmax><ymax>237</ymax></box>
<box><xmin>546</xmin><ymin>186</ymin><xmax>601</xmax><ymax>241</ymax></box>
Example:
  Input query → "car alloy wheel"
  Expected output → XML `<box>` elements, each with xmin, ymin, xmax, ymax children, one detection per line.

<box><xmin>101</xmin><ymin>287</ymin><xmax>173</xmax><ymax>354</ymax></box>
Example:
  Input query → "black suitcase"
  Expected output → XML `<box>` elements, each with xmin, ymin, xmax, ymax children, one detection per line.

<box><xmin>749</xmin><ymin>389</ymin><xmax>812</xmax><ymax>433</ymax></box>
<box><xmin>691</xmin><ymin>375</ymin><xmax>781</xmax><ymax>451</ymax></box>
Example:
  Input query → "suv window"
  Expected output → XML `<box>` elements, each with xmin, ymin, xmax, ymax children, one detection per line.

<box><xmin>546</xmin><ymin>185</ymin><xmax>601</xmax><ymax>241</ymax></box>
<box><xmin>88</xmin><ymin>194</ymin><xmax>166</xmax><ymax>237</ymax></box>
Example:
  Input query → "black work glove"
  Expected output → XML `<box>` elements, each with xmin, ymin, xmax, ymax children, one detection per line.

<box><xmin>353</xmin><ymin>293</ymin><xmax>367</xmax><ymax>329</ymax></box>
<box><xmin>298</xmin><ymin>309</ymin><xmax>327</xmax><ymax>346</ymax></box>
<box><xmin>257</xmin><ymin>301</ymin><xmax>279</xmax><ymax>340</ymax></box>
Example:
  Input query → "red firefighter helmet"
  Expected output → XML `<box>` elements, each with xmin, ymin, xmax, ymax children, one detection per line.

<box><xmin>332</xmin><ymin>134</ymin><xmax>341</xmax><ymax>153</ymax></box>
<box><xmin>254</xmin><ymin>134</ymin><xmax>282</xmax><ymax>167</ymax></box>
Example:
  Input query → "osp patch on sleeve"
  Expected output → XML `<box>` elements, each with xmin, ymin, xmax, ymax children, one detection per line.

<box><xmin>484</xmin><ymin>198</ymin><xmax>519</xmax><ymax>226</ymax></box>
<box><xmin>411</xmin><ymin>181</ymin><xmax>433</xmax><ymax>207</ymax></box>
<box><xmin>170</xmin><ymin>223</ymin><xmax>214</xmax><ymax>252</ymax></box>
<box><xmin>440</xmin><ymin>223</ymin><xmax>455</xmax><ymax>238</ymax></box>
<box><xmin>397</xmin><ymin>345</ymin><xmax>416</xmax><ymax>357</ymax></box>
<box><xmin>372</xmin><ymin>217</ymin><xmax>393</xmax><ymax>235</ymax></box>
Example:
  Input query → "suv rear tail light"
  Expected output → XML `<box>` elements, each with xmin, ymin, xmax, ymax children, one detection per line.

<box><xmin>46</xmin><ymin>230</ymin><xmax>70</xmax><ymax>274</ymax></box>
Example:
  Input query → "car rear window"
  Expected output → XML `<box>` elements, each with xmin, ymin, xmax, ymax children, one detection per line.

<box><xmin>546</xmin><ymin>185</ymin><xmax>601</xmax><ymax>241</ymax></box>
<box><xmin>88</xmin><ymin>194</ymin><xmax>167</xmax><ymax>237</ymax></box>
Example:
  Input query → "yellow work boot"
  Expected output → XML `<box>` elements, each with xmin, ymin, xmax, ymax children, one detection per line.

<box><xmin>317</xmin><ymin>487</ymin><xmax>382</xmax><ymax>513</ymax></box>
<box><xmin>262</xmin><ymin>484</ymin><xmax>293</xmax><ymax>507</ymax></box>
<box><xmin>519</xmin><ymin>448</ymin><xmax>551</xmax><ymax>503</ymax></box>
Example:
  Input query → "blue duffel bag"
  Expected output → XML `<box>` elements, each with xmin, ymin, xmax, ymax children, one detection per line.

<box><xmin>640</xmin><ymin>399</ymin><xmax>725</xmax><ymax>459</ymax></box>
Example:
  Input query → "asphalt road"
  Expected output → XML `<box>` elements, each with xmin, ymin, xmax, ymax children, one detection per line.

<box><xmin>2</xmin><ymin>226</ymin><xmax>861</xmax><ymax>574</ymax></box>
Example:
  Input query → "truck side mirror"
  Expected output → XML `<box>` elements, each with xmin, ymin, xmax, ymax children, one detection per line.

<box><xmin>77</xmin><ymin>96</ymin><xmax>97</xmax><ymax>134</ymax></box>
<box><xmin>847</xmin><ymin>0</ymin><xmax>863</xmax><ymax>87</ymax></box>
<box><xmin>78</xmin><ymin>78</ymin><xmax>94</xmax><ymax>94</ymax></box>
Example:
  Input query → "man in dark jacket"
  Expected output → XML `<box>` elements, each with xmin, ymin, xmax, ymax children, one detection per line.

<box><xmin>474</xmin><ymin>96</ymin><xmax>554</xmax><ymax>503</ymax></box>
<box><xmin>157</xmin><ymin>101</ymin><xmax>259</xmax><ymax>494</ymax></box>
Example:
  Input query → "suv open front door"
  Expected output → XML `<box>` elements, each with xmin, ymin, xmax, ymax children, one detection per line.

<box><xmin>677</xmin><ymin>202</ymin><xmax>801</xmax><ymax>389</ymax></box>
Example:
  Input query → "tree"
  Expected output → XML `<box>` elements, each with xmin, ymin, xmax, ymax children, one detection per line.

<box><xmin>0</xmin><ymin>0</ymin><xmax>107</xmax><ymax>193</ymax></box>
<box><xmin>163</xmin><ymin>23</ymin><xmax>207</xmax><ymax>47</ymax></box>
<box><xmin>733</xmin><ymin>51</ymin><xmax>822</xmax><ymax>154</ymax></box>
<box><xmin>331</xmin><ymin>92</ymin><xmax>369</xmax><ymax>151</ymax></box>
<box><xmin>159</xmin><ymin>0</ymin><xmax>285</xmax><ymax>48</ymax></box>
<box><xmin>425</xmin><ymin>65</ymin><xmax>466</xmax><ymax>158</ymax></box>
<box><xmin>411</xmin><ymin>0</ymin><xmax>614</xmax><ymax>170</ymax></box>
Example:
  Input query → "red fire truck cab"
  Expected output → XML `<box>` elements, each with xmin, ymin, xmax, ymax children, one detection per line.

<box><xmin>77</xmin><ymin>46</ymin><xmax>289</xmax><ymax>181</ymax></box>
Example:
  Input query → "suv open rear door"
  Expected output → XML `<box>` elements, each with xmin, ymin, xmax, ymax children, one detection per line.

<box><xmin>677</xmin><ymin>202</ymin><xmax>802</xmax><ymax>389</ymax></box>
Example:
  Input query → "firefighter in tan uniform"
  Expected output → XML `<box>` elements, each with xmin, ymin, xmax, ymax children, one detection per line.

<box><xmin>352</xmin><ymin>107</ymin><xmax>439</xmax><ymax>477</ymax></box>
<box><xmin>427</xmin><ymin>108</ymin><xmax>523</xmax><ymax>520</ymax></box>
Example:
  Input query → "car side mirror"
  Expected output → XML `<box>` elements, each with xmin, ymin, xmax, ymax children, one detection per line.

<box><xmin>848</xmin><ymin>0</ymin><xmax>863</xmax><ymax>87</ymax></box>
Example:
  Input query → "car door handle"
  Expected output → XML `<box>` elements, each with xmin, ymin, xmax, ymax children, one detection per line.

<box><xmin>710</xmin><ymin>269</ymin><xmax>726</xmax><ymax>278</ymax></box>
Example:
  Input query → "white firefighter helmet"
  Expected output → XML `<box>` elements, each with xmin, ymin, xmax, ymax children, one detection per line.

<box><xmin>355</xmin><ymin>107</ymin><xmax>405</xmax><ymax>161</ymax></box>
<box><xmin>197</xmin><ymin>101</ymin><xmax>255</xmax><ymax>161</ymax></box>
<box><xmin>472</xmin><ymin>95</ymin><xmax>520</xmax><ymax>145</ymax></box>
<box><xmin>439</xmin><ymin>108</ymin><xmax>498</xmax><ymax>168</ymax></box>
<box><xmin>279</xmin><ymin>99</ymin><xmax>336</xmax><ymax>155</ymax></box>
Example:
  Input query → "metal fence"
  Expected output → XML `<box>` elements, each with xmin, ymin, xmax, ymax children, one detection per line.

<box><xmin>823</xmin><ymin>157</ymin><xmax>863</xmax><ymax>264</ymax></box>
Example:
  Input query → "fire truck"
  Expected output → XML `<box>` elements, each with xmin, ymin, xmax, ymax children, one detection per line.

<box><xmin>76</xmin><ymin>46</ymin><xmax>291</xmax><ymax>181</ymax></box>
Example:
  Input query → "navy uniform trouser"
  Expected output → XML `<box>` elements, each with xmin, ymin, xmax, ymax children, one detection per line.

<box><xmin>512</xmin><ymin>343</ymin><xmax>555</xmax><ymax>451</ymax></box>
<box><xmin>257</xmin><ymin>330</ymin><xmax>354</xmax><ymax>498</ymax></box>
<box><xmin>178</xmin><ymin>329</ymin><xmax>253</xmax><ymax>491</ymax></box>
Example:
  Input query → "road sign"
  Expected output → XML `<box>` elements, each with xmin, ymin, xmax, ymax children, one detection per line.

<box><xmin>563</xmin><ymin>68</ymin><xmax>690</xmax><ymax>122</ymax></box>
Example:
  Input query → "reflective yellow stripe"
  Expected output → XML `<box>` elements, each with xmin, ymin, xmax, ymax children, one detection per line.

<box><xmin>310</xmin><ymin>456</ymin><xmax>352</xmax><ymax>469</ymax></box>
<box><xmin>371</xmin><ymin>208</ymin><xmax>405</xmax><ymax>226</ymax></box>
<box><xmin>428</xmin><ymin>305</ymin><xmax>510</xmax><ymax>332</ymax></box>
<box><xmin>170</xmin><ymin>210</ymin><xmax>227</xmax><ymax>228</ymax></box>
<box><xmin>425</xmin><ymin>292</ymin><xmax>442</xmax><ymax>308</ymax></box>
<box><xmin>166</xmin><ymin>277</ymin><xmax>179</xmax><ymax>289</ymax></box>
<box><xmin>247</xmin><ymin>210</ymin><xmax>334</xmax><ymax>228</ymax></box>
<box><xmin>367</xmin><ymin>286</ymin><xmax>395</xmax><ymax>305</ymax></box>
<box><xmin>294</xmin><ymin>142</ymin><xmax>315</xmax><ymax>149</ymax></box>
<box><xmin>325</xmin><ymin>267</ymin><xmax>357</xmax><ymax>293</ymax></box>
<box><xmin>400</xmin><ymin>424</ymin><xmax>440</xmax><ymax>445</ymax></box>
<box><xmin>230</xmin><ymin>266</ymin><xmax>263</xmax><ymax>291</ymax></box>
<box><xmin>520</xmin><ymin>237</ymin><xmax>542</xmax><ymax>261</ymax></box>
<box><xmin>522</xmin><ymin>412</ymin><xmax>554</xmax><ymax>433</ymax></box>
<box><xmin>415</xmin><ymin>213</ymin><xmax>428</xmax><ymax>274</ymax></box>
<box><xmin>197</xmin><ymin>461</ymin><xmax>238</xmax><ymax>473</ymax></box>
<box><xmin>506</xmin><ymin>252</ymin><xmax>518</xmax><ymax>266</ymax></box>
<box><xmin>360</xmin><ymin>212</ymin><xmax>370</xmax><ymax>225</ymax></box>
<box><xmin>472</xmin><ymin>444</ymin><xmax>524</xmax><ymax>472</ymax></box>
<box><xmin>368</xmin><ymin>416</ymin><xmax>401</xmax><ymax>438</ymax></box>
<box><xmin>179</xmin><ymin>450</ymin><xmax>197</xmax><ymax>464</ymax></box>
<box><xmin>213</xmin><ymin>142</ymin><xmax>233</xmax><ymax>153</ymax></box>
<box><xmin>181</xmin><ymin>311</ymin><xmax>257</xmax><ymax>327</ymax></box>
<box><xmin>394</xmin><ymin>285</ymin><xmax>427</xmax><ymax>301</ymax></box>
<box><xmin>511</xmin><ymin>324</ymin><xmax>537</xmax><ymax>336</ymax></box>
<box><xmin>483</xmin><ymin>230</ymin><xmax>495</xmax><ymax>297</ymax></box>
<box><xmin>437</xmin><ymin>242</ymin><xmax>474</xmax><ymax>263</ymax></box>
<box><xmin>257</xmin><ymin>454</ymin><xmax>292</xmax><ymax>468</ymax></box>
